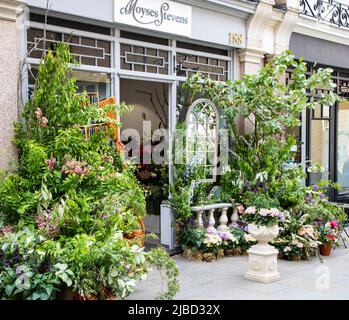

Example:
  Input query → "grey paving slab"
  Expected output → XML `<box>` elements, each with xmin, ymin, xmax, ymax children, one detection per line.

<box><xmin>127</xmin><ymin>247</ymin><xmax>349</xmax><ymax>300</ymax></box>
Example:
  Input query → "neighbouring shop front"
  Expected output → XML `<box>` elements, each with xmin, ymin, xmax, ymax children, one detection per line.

<box><xmin>24</xmin><ymin>0</ymin><xmax>250</xmax><ymax>235</ymax></box>
<box><xmin>290</xmin><ymin>32</ymin><xmax>349</xmax><ymax>205</ymax></box>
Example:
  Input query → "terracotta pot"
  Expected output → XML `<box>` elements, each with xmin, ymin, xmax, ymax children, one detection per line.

<box><xmin>320</xmin><ymin>244</ymin><xmax>333</xmax><ymax>256</ymax></box>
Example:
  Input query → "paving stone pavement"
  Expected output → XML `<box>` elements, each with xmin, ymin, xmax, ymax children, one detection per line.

<box><xmin>128</xmin><ymin>246</ymin><xmax>349</xmax><ymax>300</ymax></box>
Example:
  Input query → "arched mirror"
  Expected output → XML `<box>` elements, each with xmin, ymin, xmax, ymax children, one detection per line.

<box><xmin>186</xmin><ymin>98</ymin><xmax>219</xmax><ymax>183</ymax></box>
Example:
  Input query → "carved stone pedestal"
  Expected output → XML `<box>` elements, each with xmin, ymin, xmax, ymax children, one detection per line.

<box><xmin>245</xmin><ymin>224</ymin><xmax>281</xmax><ymax>283</ymax></box>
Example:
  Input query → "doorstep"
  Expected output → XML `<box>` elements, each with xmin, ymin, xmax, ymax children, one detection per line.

<box><xmin>144</xmin><ymin>235</ymin><xmax>181</xmax><ymax>256</ymax></box>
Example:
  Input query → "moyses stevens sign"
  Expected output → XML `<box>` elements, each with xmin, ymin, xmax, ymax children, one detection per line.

<box><xmin>114</xmin><ymin>0</ymin><xmax>192</xmax><ymax>37</ymax></box>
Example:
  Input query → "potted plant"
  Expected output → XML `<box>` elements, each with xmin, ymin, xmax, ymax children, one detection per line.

<box><xmin>219</xmin><ymin>231</ymin><xmax>239</xmax><ymax>256</ymax></box>
<box><xmin>202</xmin><ymin>231</ymin><xmax>223</xmax><ymax>262</ymax></box>
<box><xmin>240</xmin><ymin>206</ymin><xmax>285</xmax><ymax>283</ymax></box>
<box><xmin>240</xmin><ymin>207</ymin><xmax>285</xmax><ymax>242</ymax></box>
<box><xmin>318</xmin><ymin>221</ymin><xmax>339</xmax><ymax>256</ymax></box>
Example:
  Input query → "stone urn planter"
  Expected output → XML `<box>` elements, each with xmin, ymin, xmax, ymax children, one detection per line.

<box><xmin>245</xmin><ymin>224</ymin><xmax>281</xmax><ymax>283</ymax></box>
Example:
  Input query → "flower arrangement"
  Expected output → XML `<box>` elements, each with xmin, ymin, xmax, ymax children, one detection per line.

<box><xmin>180</xmin><ymin>222</ymin><xmax>258</xmax><ymax>261</ymax></box>
<box><xmin>318</xmin><ymin>221</ymin><xmax>339</xmax><ymax>245</ymax></box>
<box><xmin>240</xmin><ymin>206</ymin><xmax>285</xmax><ymax>227</ymax></box>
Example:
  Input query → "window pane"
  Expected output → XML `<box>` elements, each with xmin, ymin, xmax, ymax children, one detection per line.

<box><xmin>74</xmin><ymin>70</ymin><xmax>111</xmax><ymax>101</ymax></box>
<box><xmin>309</xmin><ymin>119</ymin><xmax>330</xmax><ymax>184</ymax></box>
<box><xmin>338</xmin><ymin>102</ymin><xmax>349</xmax><ymax>193</ymax></box>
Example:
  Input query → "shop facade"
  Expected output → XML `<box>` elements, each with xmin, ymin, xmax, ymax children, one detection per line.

<box><xmin>10</xmin><ymin>0</ymin><xmax>259</xmax><ymax>238</ymax></box>
<box><xmin>1</xmin><ymin>0</ymin><xmax>349</xmax><ymax>239</ymax></box>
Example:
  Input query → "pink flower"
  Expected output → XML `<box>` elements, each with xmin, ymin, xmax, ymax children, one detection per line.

<box><xmin>237</xmin><ymin>205</ymin><xmax>245</xmax><ymax>214</ymax></box>
<box><xmin>270</xmin><ymin>208</ymin><xmax>280</xmax><ymax>217</ymax></box>
<box><xmin>330</xmin><ymin>221</ymin><xmax>338</xmax><ymax>229</ymax></box>
<box><xmin>327</xmin><ymin>235</ymin><xmax>335</xmax><ymax>241</ymax></box>
<box><xmin>245</xmin><ymin>207</ymin><xmax>256</xmax><ymax>215</ymax></box>
<box><xmin>259</xmin><ymin>209</ymin><xmax>269</xmax><ymax>217</ymax></box>
<box><xmin>0</xmin><ymin>225</ymin><xmax>14</xmax><ymax>236</ymax></box>
<box><xmin>61</xmin><ymin>159</ymin><xmax>88</xmax><ymax>175</ymax></box>
<box><xmin>45</xmin><ymin>158</ymin><xmax>57</xmax><ymax>171</ymax></box>
<box><xmin>35</xmin><ymin>210</ymin><xmax>60</xmax><ymax>238</ymax></box>
<box><xmin>35</xmin><ymin>108</ymin><xmax>43</xmax><ymax>119</ymax></box>
<box><xmin>41</xmin><ymin>117</ymin><xmax>48</xmax><ymax>128</ymax></box>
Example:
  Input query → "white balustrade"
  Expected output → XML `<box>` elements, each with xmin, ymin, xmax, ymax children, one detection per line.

<box><xmin>191</xmin><ymin>203</ymin><xmax>239</xmax><ymax>233</ymax></box>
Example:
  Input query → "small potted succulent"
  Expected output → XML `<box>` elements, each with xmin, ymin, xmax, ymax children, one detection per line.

<box><xmin>318</xmin><ymin>221</ymin><xmax>339</xmax><ymax>256</ymax></box>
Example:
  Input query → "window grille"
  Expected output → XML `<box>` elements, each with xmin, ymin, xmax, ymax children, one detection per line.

<box><xmin>120</xmin><ymin>43</ymin><xmax>169</xmax><ymax>74</ymax></box>
<box><xmin>176</xmin><ymin>53</ymin><xmax>229</xmax><ymax>81</ymax></box>
<box><xmin>27</xmin><ymin>28</ymin><xmax>112</xmax><ymax>68</ymax></box>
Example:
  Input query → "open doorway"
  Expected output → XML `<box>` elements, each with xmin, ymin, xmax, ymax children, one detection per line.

<box><xmin>120</xmin><ymin>79</ymin><xmax>169</xmax><ymax>236</ymax></box>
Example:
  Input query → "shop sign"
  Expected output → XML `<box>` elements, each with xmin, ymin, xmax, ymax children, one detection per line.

<box><xmin>114</xmin><ymin>0</ymin><xmax>192</xmax><ymax>37</ymax></box>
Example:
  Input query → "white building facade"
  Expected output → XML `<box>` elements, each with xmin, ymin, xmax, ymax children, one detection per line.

<box><xmin>1</xmin><ymin>0</ymin><xmax>349</xmax><ymax>207</ymax></box>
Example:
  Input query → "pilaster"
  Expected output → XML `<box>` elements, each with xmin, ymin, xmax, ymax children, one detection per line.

<box><xmin>0</xmin><ymin>0</ymin><xmax>25</xmax><ymax>169</ymax></box>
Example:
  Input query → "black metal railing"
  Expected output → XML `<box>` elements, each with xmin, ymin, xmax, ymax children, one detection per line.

<box><xmin>300</xmin><ymin>0</ymin><xmax>349</xmax><ymax>29</ymax></box>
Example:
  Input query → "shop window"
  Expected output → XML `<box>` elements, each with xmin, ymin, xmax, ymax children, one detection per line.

<box><xmin>73</xmin><ymin>71</ymin><xmax>111</xmax><ymax>101</ymax></box>
<box><xmin>28</xmin><ymin>67</ymin><xmax>111</xmax><ymax>102</ymax></box>
<box><xmin>309</xmin><ymin>103</ymin><xmax>330</xmax><ymax>185</ymax></box>
<box><xmin>338</xmin><ymin>102</ymin><xmax>349</xmax><ymax>194</ymax></box>
<box><xmin>120</xmin><ymin>44</ymin><xmax>169</xmax><ymax>75</ymax></box>
<box><xmin>27</xmin><ymin>28</ymin><xmax>112</xmax><ymax>68</ymax></box>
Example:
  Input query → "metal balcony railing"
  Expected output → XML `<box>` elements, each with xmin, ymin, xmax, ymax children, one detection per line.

<box><xmin>300</xmin><ymin>0</ymin><xmax>349</xmax><ymax>29</ymax></box>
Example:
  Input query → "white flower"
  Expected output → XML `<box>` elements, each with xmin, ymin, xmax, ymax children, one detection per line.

<box><xmin>244</xmin><ymin>234</ymin><xmax>256</xmax><ymax>242</ymax></box>
<box><xmin>245</xmin><ymin>207</ymin><xmax>256</xmax><ymax>214</ymax></box>
<box><xmin>297</xmin><ymin>243</ymin><xmax>304</xmax><ymax>248</ymax></box>
<box><xmin>284</xmin><ymin>246</ymin><xmax>292</xmax><ymax>252</ymax></box>
<box><xmin>310</xmin><ymin>241</ymin><xmax>319</xmax><ymax>248</ymax></box>
<box><xmin>203</xmin><ymin>233</ymin><xmax>222</xmax><ymax>246</ymax></box>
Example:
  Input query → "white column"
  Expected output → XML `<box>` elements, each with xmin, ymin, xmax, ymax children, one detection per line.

<box><xmin>195</xmin><ymin>210</ymin><xmax>204</xmax><ymax>228</ymax></box>
<box><xmin>206</xmin><ymin>209</ymin><xmax>216</xmax><ymax>233</ymax></box>
<box><xmin>230</xmin><ymin>206</ymin><xmax>239</xmax><ymax>225</ymax></box>
<box><xmin>217</xmin><ymin>207</ymin><xmax>229</xmax><ymax>232</ymax></box>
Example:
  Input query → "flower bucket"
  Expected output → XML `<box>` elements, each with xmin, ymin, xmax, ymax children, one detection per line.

<box><xmin>320</xmin><ymin>244</ymin><xmax>333</xmax><ymax>256</ymax></box>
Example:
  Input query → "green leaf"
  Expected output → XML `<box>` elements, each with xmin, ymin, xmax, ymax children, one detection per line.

<box><xmin>5</xmin><ymin>285</ymin><xmax>15</xmax><ymax>297</ymax></box>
